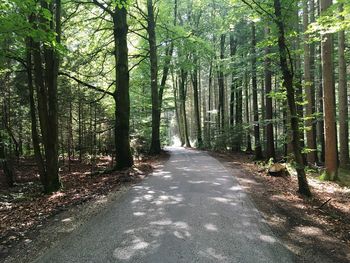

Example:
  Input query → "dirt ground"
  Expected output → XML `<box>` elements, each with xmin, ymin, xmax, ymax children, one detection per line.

<box><xmin>210</xmin><ymin>151</ymin><xmax>350</xmax><ymax>263</ymax></box>
<box><xmin>0</xmin><ymin>153</ymin><xmax>168</xmax><ymax>263</ymax></box>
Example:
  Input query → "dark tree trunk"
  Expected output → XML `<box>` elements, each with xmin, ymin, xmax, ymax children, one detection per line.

<box><xmin>338</xmin><ymin>3</ymin><xmax>349</xmax><ymax>167</ymax></box>
<box><xmin>229</xmin><ymin>32</ymin><xmax>236</xmax><ymax>128</ymax></box>
<box><xmin>179</xmin><ymin>69</ymin><xmax>191</xmax><ymax>147</ymax></box>
<box><xmin>251</xmin><ymin>23</ymin><xmax>263</xmax><ymax>160</ymax></box>
<box><xmin>274</xmin><ymin>0</ymin><xmax>311</xmax><ymax>196</ymax></box>
<box><xmin>113</xmin><ymin>3</ymin><xmax>133</xmax><ymax>169</ymax></box>
<box><xmin>218</xmin><ymin>34</ymin><xmax>226</xmax><ymax>131</ymax></box>
<box><xmin>208</xmin><ymin>62</ymin><xmax>213</xmax><ymax>145</ymax></box>
<box><xmin>264</xmin><ymin>27</ymin><xmax>275</xmax><ymax>160</ymax></box>
<box><xmin>192</xmin><ymin>55</ymin><xmax>203</xmax><ymax>147</ymax></box>
<box><xmin>147</xmin><ymin>0</ymin><xmax>161</xmax><ymax>155</ymax></box>
<box><xmin>30</xmin><ymin>1</ymin><xmax>61</xmax><ymax>193</ymax></box>
<box><xmin>245</xmin><ymin>72</ymin><xmax>252</xmax><ymax>152</ymax></box>
<box><xmin>320</xmin><ymin>0</ymin><xmax>338</xmax><ymax>180</ymax></box>
<box><xmin>303</xmin><ymin>0</ymin><xmax>317</xmax><ymax>164</ymax></box>
<box><xmin>0</xmin><ymin>130</ymin><xmax>14</xmax><ymax>187</ymax></box>
<box><xmin>234</xmin><ymin>78</ymin><xmax>243</xmax><ymax>151</ymax></box>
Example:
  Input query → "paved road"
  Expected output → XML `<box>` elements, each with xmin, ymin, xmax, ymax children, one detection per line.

<box><xmin>34</xmin><ymin>147</ymin><xmax>294</xmax><ymax>263</ymax></box>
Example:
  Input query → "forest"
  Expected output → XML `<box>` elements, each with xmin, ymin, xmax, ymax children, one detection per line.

<box><xmin>1</xmin><ymin>0</ymin><xmax>350</xmax><ymax>261</ymax></box>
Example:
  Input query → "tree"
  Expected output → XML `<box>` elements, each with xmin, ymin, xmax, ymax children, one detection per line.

<box><xmin>27</xmin><ymin>0</ymin><xmax>62</xmax><ymax>193</ymax></box>
<box><xmin>146</xmin><ymin>0</ymin><xmax>161</xmax><ymax>154</ymax></box>
<box><xmin>241</xmin><ymin>0</ymin><xmax>311</xmax><ymax>196</ymax></box>
<box><xmin>337</xmin><ymin>3</ymin><xmax>349</xmax><ymax>168</ymax></box>
<box><xmin>303</xmin><ymin>0</ymin><xmax>317</xmax><ymax>164</ymax></box>
<box><xmin>320</xmin><ymin>0</ymin><xmax>338</xmax><ymax>180</ymax></box>
<box><xmin>251</xmin><ymin>22</ymin><xmax>262</xmax><ymax>160</ymax></box>
<box><xmin>113</xmin><ymin>1</ymin><xmax>133</xmax><ymax>169</ymax></box>
<box><xmin>264</xmin><ymin>27</ymin><xmax>275</xmax><ymax>160</ymax></box>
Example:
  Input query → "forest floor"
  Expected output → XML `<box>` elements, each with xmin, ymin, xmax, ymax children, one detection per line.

<box><xmin>209</xmin><ymin>150</ymin><xmax>350</xmax><ymax>262</ymax></box>
<box><xmin>0</xmin><ymin>153</ymin><xmax>168</xmax><ymax>262</ymax></box>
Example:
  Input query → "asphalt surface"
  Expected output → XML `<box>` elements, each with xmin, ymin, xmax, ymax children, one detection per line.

<box><xmin>33</xmin><ymin>147</ymin><xmax>295</xmax><ymax>263</ymax></box>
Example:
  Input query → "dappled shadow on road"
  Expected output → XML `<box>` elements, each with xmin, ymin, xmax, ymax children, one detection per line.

<box><xmin>111</xmin><ymin>148</ymin><xmax>295</xmax><ymax>262</ymax></box>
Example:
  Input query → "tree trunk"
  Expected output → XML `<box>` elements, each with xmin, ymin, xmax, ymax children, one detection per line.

<box><xmin>113</xmin><ymin>3</ymin><xmax>133</xmax><ymax>169</ymax></box>
<box><xmin>179</xmin><ymin>69</ymin><xmax>191</xmax><ymax>147</ymax></box>
<box><xmin>320</xmin><ymin>0</ymin><xmax>338</xmax><ymax>180</ymax></box>
<box><xmin>218</xmin><ymin>34</ymin><xmax>226</xmax><ymax>131</ymax></box>
<box><xmin>147</xmin><ymin>0</ymin><xmax>161</xmax><ymax>155</ymax></box>
<box><xmin>274</xmin><ymin>0</ymin><xmax>311</xmax><ymax>196</ymax></box>
<box><xmin>192</xmin><ymin>55</ymin><xmax>203</xmax><ymax>147</ymax></box>
<box><xmin>251</xmin><ymin>23</ymin><xmax>263</xmax><ymax>160</ymax></box>
<box><xmin>303</xmin><ymin>0</ymin><xmax>317</xmax><ymax>164</ymax></box>
<box><xmin>229</xmin><ymin>32</ymin><xmax>236</xmax><ymax>129</ymax></box>
<box><xmin>208</xmin><ymin>62</ymin><xmax>213</xmax><ymax>145</ymax></box>
<box><xmin>245</xmin><ymin>72</ymin><xmax>252</xmax><ymax>152</ymax></box>
<box><xmin>30</xmin><ymin>1</ymin><xmax>61</xmax><ymax>193</ymax></box>
<box><xmin>0</xmin><ymin>129</ymin><xmax>14</xmax><ymax>187</ymax></box>
<box><xmin>338</xmin><ymin>3</ymin><xmax>349</xmax><ymax>168</ymax></box>
<box><xmin>235</xmin><ymin>77</ymin><xmax>243</xmax><ymax>151</ymax></box>
<box><xmin>264</xmin><ymin>28</ymin><xmax>275</xmax><ymax>160</ymax></box>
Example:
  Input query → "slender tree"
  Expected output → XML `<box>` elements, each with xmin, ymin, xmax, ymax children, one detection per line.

<box><xmin>251</xmin><ymin>23</ymin><xmax>263</xmax><ymax>159</ymax></box>
<box><xmin>338</xmin><ymin>3</ymin><xmax>349</xmax><ymax>167</ymax></box>
<box><xmin>264</xmin><ymin>27</ymin><xmax>275</xmax><ymax>160</ymax></box>
<box><xmin>320</xmin><ymin>0</ymin><xmax>337</xmax><ymax>180</ymax></box>
<box><xmin>303</xmin><ymin>0</ymin><xmax>317</xmax><ymax>164</ymax></box>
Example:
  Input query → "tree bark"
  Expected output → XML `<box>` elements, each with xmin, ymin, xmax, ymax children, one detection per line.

<box><xmin>338</xmin><ymin>3</ymin><xmax>349</xmax><ymax>167</ymax></box>
<box><xmin>147</xmin><ymin>0</ymin><xmax>161</xmax><ymax>154</ymax></box>
<box><xmin>113</xmin><ymin>2</ymin><xmax>133</xmax><ymax>169</ymax></box>
<box><xmin>192</xmin><ymin>55</ymin><xmax>203</xmax><ymax>147</ymax></box>
<box><xmin>303</xmin><ymin>0</ymin><xmax>317</xmax><ymax>164</ymax></box>
<box><xmin>29</xmin><ymin>1</ymin><xmax>61</xmax><ymax>193</ymax></box>
<box><xmin>274</xmin><ymin>0</ymin><xmax>311</xmax><ymax>196</ymax></box>
<box><xmin>179</xmin><ymin>69</ymin><xmax>191</xmax><ymax>147</ymax></box>
<box><xmin>320</xmin><ymin>0</ymin><xmax>338</xmax><ymax>180</ymax></box>
<box><xmin>251</xmin><ymin>23</ymin><xmax>263</xmax><ymax>159</ymax></box>
<box><xmin>218</xmin><ymin>34</ymin><xmax>226</xmax><ymax>131</ymax></box>
<box><xmin>245</xmin><ymin>72</ymin><xmax>252</xmax><ymax>152</ymax></box>
<box><xmin>229</xmin><ymin>32</ymin><xmax>236</xmax><ymax>129</ymax></box>
<box><xmin>264</xmin><ymin>28</ymin><xmax>275</xmax><ymax>160</ymax></box>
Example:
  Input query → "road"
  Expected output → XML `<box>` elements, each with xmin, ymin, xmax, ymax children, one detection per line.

<box><xmin>33</xmin><ymin>147</ymin><xmax>295</xmax><ymax>263</ymax></box>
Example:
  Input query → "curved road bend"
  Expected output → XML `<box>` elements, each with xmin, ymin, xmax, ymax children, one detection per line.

<box><xmin>34</xmin><ymin>147</ymin><xmax>295</xmax><ymax>263</ymax></box>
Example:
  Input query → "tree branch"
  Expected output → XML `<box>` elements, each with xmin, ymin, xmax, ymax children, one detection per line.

<box><xmin>59</xmin><ymin>72</ymin><xmax>114</xmax><ymax>96</ymax></box>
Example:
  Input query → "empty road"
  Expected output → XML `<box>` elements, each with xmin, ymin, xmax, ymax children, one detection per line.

<box><xmin>34</xmin><ymin>147</ymin><xmax>294</xmax><ymax>263</ymax></box>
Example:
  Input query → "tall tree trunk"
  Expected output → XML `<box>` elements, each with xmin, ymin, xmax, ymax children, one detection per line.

<box><xmin>338</xmin><ymin>3</ymin><xmax>349</xmax><ymax>168</ymax></box>
<box><xmin>179</xmin><ymin>69</ymin><xmax>191</xmax><ymax>147</ymax></box>
<box><xmin>78</xmin><ymin>94</ymin><xmax>83</xmax><ymax>162</ymax></box>
<box><xmin>235</xmin><ymin>77</ymin><xmax>243</xmax><ymax>151</ymax></box>
<box><xmin>68</xmin><ymin>95</ymin><xmax>73</xmax><ymax>171</ymax></box>
<box><xmin>113</xmin><ymin>3</ymin><xmax>133</xmax><ymax>169</ymax></box>
<box><xmin>245</xmin><ymin>72</ymin><xmax>252</xmax><ymax>152</ymax></box>
<box><xmin>208</xmin><ymin>62</ymin><xmax>213</xmax><ymax>145</ymax></box>
<box><xmin>317</xmin><ymin>45</ymin><xmax>325</xmax><ymax>163</ymax></box>
<box><xmin>26</xmin><ymin>36</ymin><xmax>46</xmax><ymax>181</ymax></box>
<box><xmin>251</xmin><ymin>23</ymin><xmax>263</xmax><ymax>160</ymax></box>
<box><xmin>218</xmin><ymin>34</ymin><xmax>226</xmax><ymax>131</ymax></box>
<box><xmin>147</xmin><ymin>0</ymin><xmax>161</xmax><ymax>154</ymax></box>
<box><xmin>229</xmin><ymin>32</ymin><xmax>236</xmax><ymax>129</ymax></box>
<box><xmin>303</xmin><ymin>0</ymin><xmax>317</xmax><ymax>164</ymax></box>
<box><xmin>320</xmin><ymin>0</ymin><xmax>338</xmax><ymax>180</ymax></box>
<box><xmin>264</xmin><ymin>28</ymin><xmax>275</xmax><ymax>160</ymax></box>
<box><xmin>30</xmin><ymin>1</ymin><xmax>61</xmax><ymax>193</ymax></box>
<box><xmin>192</xmin><ymin>55</ymin><xmax>203</xmax><ymax>147</ymax></box>
<box><xmin>274</xmin><ymin>0</ymin><xmax>311</xmax><ymax>196</ymax></box>
<box><xmin>172</xmin><ymin>73</ymin><xmax>184</xmax><ymax>146</ymax></box>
